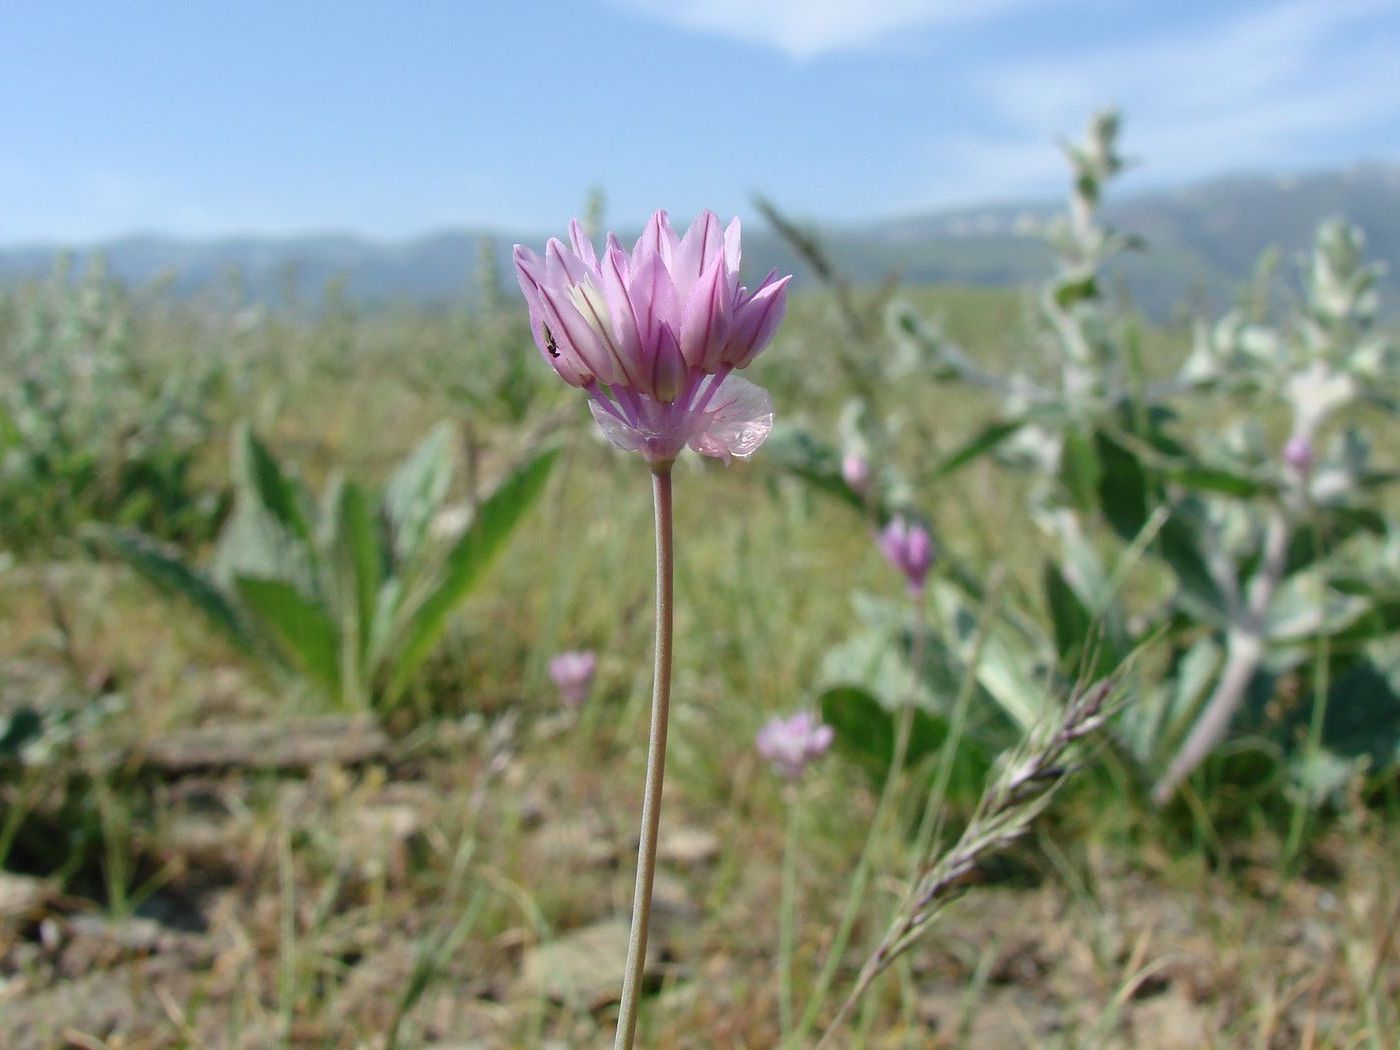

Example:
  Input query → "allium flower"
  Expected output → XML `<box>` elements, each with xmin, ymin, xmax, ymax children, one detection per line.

<box><xmin>1283</xmin><ymin>435</ymin><xmax>1315</xmax><ymax>477</ymax></box>
<box><xmin>756</xmin><ymin>710</ymin><xmax>834</xmax><ymax>780</ymax></box>
<box><xmin>549</xmin><ymin>650</ymin><xmax>597</xmax><ymax>706</ymax></box>
<box><xmin>880</xmin><ymin>516</ymin><xmax>935</xmax><ymax>596</ymax></box>
<box><xmin>841</xmin><ymin>452</ymin><xmax>872</xmax><ymax>495</ymax></box>
<box><xmin>514</xmin><ymin>211</ymin><xmax>791</xmax><ymax>466</ymax></box>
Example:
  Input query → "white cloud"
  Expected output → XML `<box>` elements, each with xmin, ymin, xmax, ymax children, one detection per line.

<box><xmin>610</xmin><ymin>0</ymin><xmax>1028</xmax><ymax>59</ymax></box>
<box><xmin>914</xmin><ymin>0</ymin><xmax>1400</xmax><ymax>205</ymax></box>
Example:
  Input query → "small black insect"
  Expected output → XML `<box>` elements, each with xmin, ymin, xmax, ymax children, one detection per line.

<box><xmin>542</xmin><ymin>323</ymin><xmax>561</xmax><ymax>358</ymax></box>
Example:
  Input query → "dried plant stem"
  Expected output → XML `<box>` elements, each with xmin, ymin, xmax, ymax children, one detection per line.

<box><xmin>814</xmin><ymin>680</ymin><xmax>1114</xmax><ymax>1049</ymax></box>
<box><xmin>614</xmin><ymin>465</ymin><xmax>675</xmax><ymax>1050</ymax></box>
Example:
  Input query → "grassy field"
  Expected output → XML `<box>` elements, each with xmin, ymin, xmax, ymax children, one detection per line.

<box><xmin>1</xmin><ymin>227</ymin><xmax>1399</xmax><ymax>1050</ymax></box>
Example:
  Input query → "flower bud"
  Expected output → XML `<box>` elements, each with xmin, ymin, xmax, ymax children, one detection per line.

<box><xmin>755</xmin><ymin>710</ymin><xmax>834</xmax><ymax>780</ymax></box>
<box><xmin>549</xmin><ymin>650</ymin><xmax>597</xmax><ymax>707</ymax></box>
<box><xmin>841</xmin><ymin>452</ymin><xmax>871</xmax><ymax>494</ymax></box>
<box><xmin>879</xmin><ymin>516</ymin><xmax>935</xmax><ymax>596</ymax></box>
<box><xmin>1283</xmin><ymin>435</ymin><xmax>1315</xmax><ymax>477</ymax></box>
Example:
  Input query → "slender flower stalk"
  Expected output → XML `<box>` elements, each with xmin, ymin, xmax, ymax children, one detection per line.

<box><xmin>778</xmin><ymin>782</ymin><xmax>803</xmax><ymax>1042</ymax></box>
<box><xmin>614</xmin><ymin>466</ymin><xmax>675</xmax><ymax>1049</ymax></box>
<box><xmin>514</xmin><ymin>211</ymin><xmax>790</xmax><ymax>1048</ymax></box>
<box><xmin>754</xmin><ymin>710</ymin><xmax>833</xmax><ymax>1043</ymax></box>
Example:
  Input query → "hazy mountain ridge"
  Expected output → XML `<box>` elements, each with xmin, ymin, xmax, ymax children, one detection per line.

<box><xmin>3</xmin><ymin>165</ymin><xmax>1398</xmax><ymax>318</ymax></box>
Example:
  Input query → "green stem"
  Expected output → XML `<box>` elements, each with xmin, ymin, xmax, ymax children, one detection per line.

<box><xmin>614</xmin><ymin>464</ymin><xmax>675</xmax><ymax>1050</ymax></box>
<box><xmin>779</xmin><ymin>784</ymin><xmax>803</xmax><ymax>1044</ymax></box>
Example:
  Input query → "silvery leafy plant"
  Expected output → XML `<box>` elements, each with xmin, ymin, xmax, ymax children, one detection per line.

<box><xmin>878</xmin><ymin>110</ymin><xmax>1400</xmax><ymax>807</ymax></box>
<box><xmin>0</xmin><ymin>255</ymin><xmax>230</xmax><ymax>551</ymax></box>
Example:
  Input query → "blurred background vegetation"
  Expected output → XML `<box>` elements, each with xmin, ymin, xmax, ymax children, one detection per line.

<box><xmin>1</xmin><ymin>114</ymin><xmax>1399</xmax><ymax>1047</ymax></box>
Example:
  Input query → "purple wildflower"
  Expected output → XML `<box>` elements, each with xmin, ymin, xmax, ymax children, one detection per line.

<box><xmin>514</xmin><ymin>211</ymin><xmax>792</xmax><ymax>467</ymax></box>
<box><xmin>756</xmin><ymin>710</ymin><xmax>835</xmax><ymax>780</ymax></box>
<box><xmin>880</xmin><ymin>516</ymin><xmax>935</xmax><ymax>596</ymax></box>
<box><xmin>1283</xmin><ymin>435</ymin><xmax>1315</xmax><ymax>477</ymax></box>
<box><xmin>842</xmin><ymin>453</ymin><xmax>872</xmax><ymax>495</ymax></box>
<box><xmin>549</xmin><ymin>650</ymin><xmax>597</xmax><ymax>707</ymax></box>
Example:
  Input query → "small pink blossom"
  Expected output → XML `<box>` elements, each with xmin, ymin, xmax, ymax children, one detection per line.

<box><xmin>514</xmin><ymin>211</ymin><xmax>791</xmax><ymax>467</ymax></box>
<box><xmin>756</xmin><ymin>710</ymin><xmax>834</xmax><ymax>780</ymax></box>
<box><xmin>880</xmin><ymin>516</ymin><xmax>935</xmax><ymax>596</ymax></box>
<box><xmin>841</xmin><ymin>453</ymin><xmax>872</xmax><ymax>494</ymax></box>
<box><xmin>1283</xmin><ymin>435</ymin><xmax>1315</xmax><ymax>477</ymax></box>
<box><xmin>549</xmin><ymin>650</ymin><xmax>597</xmax><ymax>706</ymax></box>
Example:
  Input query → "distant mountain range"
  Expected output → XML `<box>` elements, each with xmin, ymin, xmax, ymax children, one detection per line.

<box><xmin>3</xmin><ymin>164</ymin><xmax>1399</xmax><ymax>320</ymax></box>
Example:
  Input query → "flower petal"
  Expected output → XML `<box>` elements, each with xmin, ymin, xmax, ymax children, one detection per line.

<box><xmin>636</xmin><ymin>210</ymin><xmax>676</xmax><ymax>276</ymax></box>
<box><xmin>544</xmin><ymin>237</ymin><xmax>589</xmax><ymax>288</ymax></box>
<box><xmin>513</xmin><ymin>245</ymin><xmax>595</xmax><ymax>386</ymax></box>
<box><xmin>723</xmin><ymin>274</ymin><xmax>791</xmax><ymax>369</ymax></box>
<box><xmin>673</xmin><ymin>211</ymin><xmax>722</xmax><ymax>299</ymax></box>
<box><xmin>680</xmin><ymin>247</ymin><xmax>733</xmax><ymax>371</ymax></box>
<box><xmin>588</xmin><ymin>398</ymin><xmax>649</xmax><ymax>455</ymax></box>
<box><xmin>569</xmin><ymin>219</ymin><xmax>599</xmax><ymax>274</ymax></box>
<box><xmin>723</xmin><ymin>217</ymin><xmax>742</xmax><ymax>281</ymax></box>
<box><xmin>688</xmin><ymin>374</ymin><xmax>774</xmax><ymax>462</ymax></box>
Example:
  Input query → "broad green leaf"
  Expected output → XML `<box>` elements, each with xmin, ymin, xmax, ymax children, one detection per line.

<box><xmin>235</xmin><ymin>575</ymin><xmax>343</xmax><ymax>700</ymax></box>
<box><xmin>87</xmin><ymin>525</ymin><xmax>257</xmax><ymax>652</ymax></box>
<box><xmin>1262</xmin><ymin>572</ymin><xmax>1370</xmax><ymax>644</ymax></box>
<box><xmin>934</xmin><ymin>582</ymin><xmax>1051</xmax><ymax>731</ymax></box>
<box><xmin>1053</xmin><ymin>274</ymin><xmax>1098</xmax><ymax>309</ymax></box>
<box><xmin>337</xmin><ymin>480</ymin><xmax>384</xmax><ymax>659</ymax></box>
<box><xmin>1167</xmin><ymin>466</ymin><xmax>1269</xmax><ymax>499</ymax></box>
<box><xmin>213</xmin><ymin>502</ymin><xmax>317</xmax><ymax>596</ymax></box>
<box><xmin>1284</xmin><ymin>506</ymin><xmax>1385</xmax><ymax>576</ymax></box>
<box><xmin>0</xmin><ymin>707</ymin><xmax>43</xmax><ymax>758</ymax></box>
<box><xmin>927</xmin><ymin>419</ymin><xmax>1024</xmax><ymax>483</ymax></box>
<box><xmin>1059</xmin><ymin>427</ymin><xmax>1102</xmax><ymax>512</ymax></box>
<box><xmin>385</xmin><ymin>445</ymin><xmax>558</xmax><ymax>700</ymax></box>
<box><xmin>383</xmin><ymin>422</ymin><xmax>455</xmax><ymax>568</ymax></box>
<box><xmin>233</xmin><ymin>424</ymin><xmax>314</xmax><ymax>549</ymax></box>
<box><xmin>1315</xmin><ymin>660</ymin><xmax>1400</xmax><ymax>767</ymax></box>
<box><xmin>818</xmin><ymin>685</ymin><xmax>990</xmax><ymax>794</ymax></box>
<box><xmin>1044</xmin><ymin>561</ymin><xmax>1095</xmax><ymax>672</ymax></box>
<box><xmin>1157</xmin><ymin>506</ymin><xmax>1229</xmax><ymax>623</ymax></box>
<box><xmin>1095</xmin><ymin>430</ymin><xmax>1152</xmax><ymax>539</ymax></box>
<box><xmin>367</xmin><ymin>577</ymin><xmax>404</xmax><ymax>671</ymax></box>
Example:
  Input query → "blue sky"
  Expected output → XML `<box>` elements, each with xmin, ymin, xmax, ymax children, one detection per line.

<box><xmin>2</xmin><ymin>0</ymin><xmax>1397</xmax><ymax>244</ymax></box>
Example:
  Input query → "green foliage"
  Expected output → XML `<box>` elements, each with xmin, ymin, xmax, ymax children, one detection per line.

<box><xmin>766</xmin><ymin>108</ymin><xmax>1400</xmax><ymax>808</ymax></box>
<box><xmin>818</xmin><ymin>685</ymin><xmax>991</xmax><ymax>798</ymax></box>
<box><xmin>91</xmin><ymin>425</ymin><xmax>558</xmax><ymax>716</ymax></box>
<box><xmin>0</xmin><ymin>257</ymin><xmax>230</xmax><ymax>551</ymax></box>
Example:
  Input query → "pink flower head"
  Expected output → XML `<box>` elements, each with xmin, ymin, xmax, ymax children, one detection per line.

<box><xmin>756</xmin><ymin>710</ymin><xmax>834</xmax><ymax>780</ymax></box>
<box><xmin>841</xmin><ymin>452</ymin><xmax>872</xmax><ymax>495</ymax></box>
<box><xmin>880</xmin><ymin>516</ymin><xmax>935</xmax><ymax>596</ymax></box>
<box><xmin>549</xmin><ymin>650</ymin><xmax>597</xmax><ymax>706</ymax></box>
<box><xmin>1283</xmin><ymin>435</ymin><xmax>1315</xmax><ymax>477</ymax></box>
<box><xmin>514</xmin><ymin>211</ymin><xmax>791</xmax><ymax>467</ymax></box>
